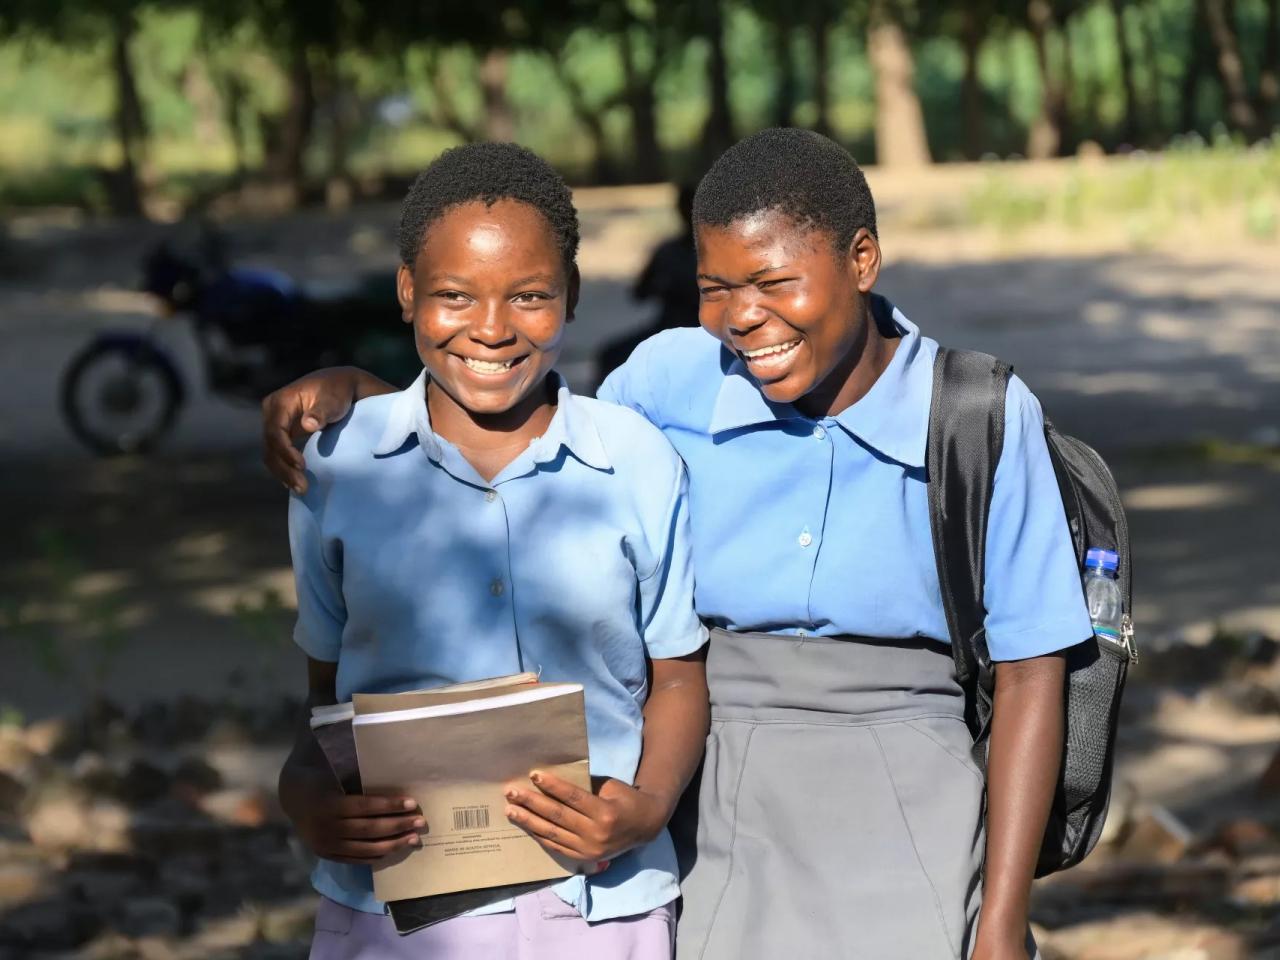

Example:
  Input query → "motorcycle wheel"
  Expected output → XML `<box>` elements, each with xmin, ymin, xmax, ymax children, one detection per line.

<box><xmin>60</xmin><ymin>341</ymin><xmax>183</xmax><ymax>456</ymax></box>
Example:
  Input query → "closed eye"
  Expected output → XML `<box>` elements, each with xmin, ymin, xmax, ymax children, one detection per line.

<box><xmin>699</xmin><ymin>285</ymin><xmax>729</xmax><ymax>298</ymax></box>
<box><xmin>757</xmin><ymin>278</ymin><xmax>795</xmax><ymax>290</ymax></box>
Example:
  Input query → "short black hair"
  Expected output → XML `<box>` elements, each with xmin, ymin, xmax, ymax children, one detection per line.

<box><xmin>692</xmin><ymin>128</ymin><xmax>878</xmax><ymax>250</ymax></box>
<box><xmin>397</xmin><ymin>142</ymin><xmax>579</xmax><ymax>269</ymax></box>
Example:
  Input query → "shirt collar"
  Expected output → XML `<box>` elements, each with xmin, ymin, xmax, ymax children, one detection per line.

<box><xmin>371</xmin><ymin>369</ymin><xmax>611</xmax><ymax>472</ymax></box>
<box><xmin>706</xmin><ymin>295</ymin><xmax>931</xmax><ymax>469</ymax></box>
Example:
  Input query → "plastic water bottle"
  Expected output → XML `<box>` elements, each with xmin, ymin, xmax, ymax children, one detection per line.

<box><xmin>1083</xmin><ymin>548</ymin><xmax>1124</xmax><ymax>653</ymax></box>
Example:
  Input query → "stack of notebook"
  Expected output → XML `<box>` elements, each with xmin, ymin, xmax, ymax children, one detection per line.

<box><xmin>309</xmin><ymin>673</ymin><xmax>591</xmax><ymax>933</ymax></box>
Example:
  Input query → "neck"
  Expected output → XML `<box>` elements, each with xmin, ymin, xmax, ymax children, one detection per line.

<box><xmin>795</xmin><ymin>302</ymin><xmax>899</xmax><ymax>419</ymax></box>
<box><xmin>426</xmin><ymin>377</ymin><xmax>557</xmax><ymax>462</ymax></box>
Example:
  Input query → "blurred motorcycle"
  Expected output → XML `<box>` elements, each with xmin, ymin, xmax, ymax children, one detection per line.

<box><xmin>60</xmin><ymin>231</ymin><xmax>418</xmax><ymax>455</ymax></box>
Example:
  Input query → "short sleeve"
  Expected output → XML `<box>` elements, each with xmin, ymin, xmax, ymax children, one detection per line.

<box><xmin>288</xmin><ymin>490</ymin><xmax>346</xmax><ymax>662</ymax></box>
<box><xmin>982</xmin><ymin>377</ymin><xmax>1093</xmax><ymax>661</ymax></box>
<box><xmin>597</xmin><ymin>335</ymin><xmax>660</xmax><ymax>425</ymax></box>
<box><xmin>636</xmin><ymin>462</ymin><xmax>708</xmax><ymax>661</ymax></box>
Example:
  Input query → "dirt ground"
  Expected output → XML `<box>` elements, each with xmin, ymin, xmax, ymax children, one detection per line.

<box><xmin>1</xmin><ymin>163</ymin><xmax>1279</xmax><ymax>957</ymax></box>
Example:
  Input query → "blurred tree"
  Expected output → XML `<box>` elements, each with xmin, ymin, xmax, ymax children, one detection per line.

<box><xmin>1026</xmin><ymin>0</ymin><xmax>1072</xmax><ymax>157</ymax></box>
<box><xmin>698</xmin><ymin>0</ymin><xmax>736</xmax><ymax>167</ymax></box>
<box><xmin>805</xmin><ymin>0</ymin><xmax>838</xmax><ymax>137</ymax></box>
<box><xmin>755</xmin><ymin>0</ymin><xmax>799</xmax><ymax>127</ymax></box>
<box><xmin>618</xmin><ymin>6</ymin><xmax>667</xmax><ymax>181</ymax></box>
<box><xmin>1105</xmin><ymin>0</ymin><xmax>1142</xmax><ymax>145</ymax></box>
<box><xmin>958</xmin><ymin>3</ymin><xmax>993</xmax><ymax>159</ymax></box>
<box><xmin>543</xmin><ymin>0</ymin><xmax>675</xmax><ymax>184</ymax></box>
<box><xmin>867</xmin><ymin>0</ymin><xmax>932</xmax><ymax>166</ymax></box>
<box><xmin>0</xmin><ymin>0</ymin><xmax>153</xmax><ymax>214</ymax></box>
<box><xmin>1201</xmin><ymin>0</ymin><xmax>1259</xmax><ymax>136</ymax></box>
<box><xmin>1179</xmin><ymin>0</ymin><xmax>1213</xmax><ymax>134</ymax></box>
<box><xmin>369</xmin><ymin>1</ymin><xmax>576</xmax><ymax>145</ymax></box>
<box><xmin>1260</xmin><ymin>0</ymin><xmax>1280</xmax><ymax>129</ymax></box>
<box><xmin>199</xmin><ymin>0</ymin><xmax>345</xmax><ymax>200</ymax></box>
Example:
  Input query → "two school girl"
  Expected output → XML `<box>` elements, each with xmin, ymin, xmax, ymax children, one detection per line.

<box><xmin>268</xmin><ymin>129</ymin><xmax>1092</xmax><ymax>960</ymax></box>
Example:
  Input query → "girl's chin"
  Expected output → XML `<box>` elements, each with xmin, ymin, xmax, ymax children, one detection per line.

<box><xmin>758</xmin><ymin>376</ymin><xmax>813</xmax><ymax>406</ymax></box>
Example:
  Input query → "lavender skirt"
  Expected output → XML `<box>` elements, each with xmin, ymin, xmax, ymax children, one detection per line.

<box><xmin>308</xmin><ymin>889</ymin><xmax>674</xmax><ymax>960</ymax></box>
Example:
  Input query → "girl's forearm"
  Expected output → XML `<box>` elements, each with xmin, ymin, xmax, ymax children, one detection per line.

<box><xmin>632</xmin><ymin>651</ymin><xmax>710</xmax><ymax>823</ymax></box>
<box><xmin>348</xmin><ymin>367</ymin><xmax>397</xmax><ymax>402</ymax></box>
<box><xmin>978</xmin><ymin>651</ymin><xmax>1066</xmax><ymax>941</ymax></box>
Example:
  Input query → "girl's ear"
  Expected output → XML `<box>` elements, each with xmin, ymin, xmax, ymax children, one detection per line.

<box><xmin>849</xmin><ymin>228</ymin><xmax>882</xmax><ymax>294</ymax></box>
<box><xmin>565</xmin><ymin>264</ymin><xmax>581</xmax><ymax>323</ymax></box>
<box><xmin>395</xmin><ymin>263</ymin><xmax>415</xmax><ymax>323</ymax></box>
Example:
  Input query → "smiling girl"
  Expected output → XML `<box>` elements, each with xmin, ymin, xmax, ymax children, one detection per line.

<box><xmin>277</xmin><ymin>143</ymin><xmax>708</xmax><ymax>960</ymax></box>
<box><xmin>268</xmin><ymin>130</ymin><xmax>1090</xmax><ymax>960</ymax></box>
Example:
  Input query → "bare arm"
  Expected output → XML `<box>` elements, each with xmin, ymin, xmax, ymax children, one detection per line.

<box><xmin>279</xmin><ymin>657</ymin><xmax>423</xmax><ymax>864</ymax></box>
<box><xmin>973</xmin><ymin>651</ymin><xmax>1066</xmax><ymax>959</ymax></box>
<box><xmin>631</xmin><ymin>648</ymin><xmax>711</xmax><ymax>820</ymax></box>
<box><xmin>262</xmin><ymin>367</ymin><xmax>397</xmax><ymax>494</ymax></box>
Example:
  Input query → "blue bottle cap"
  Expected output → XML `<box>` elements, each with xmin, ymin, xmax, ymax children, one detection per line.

<box><xmin>1085</xmin><ymin>548</ymin><xmax>1119</xmax><ymax>571</ymax></box>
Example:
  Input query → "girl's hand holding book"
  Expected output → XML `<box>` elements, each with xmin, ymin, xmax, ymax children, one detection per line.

<box><xmin>293</xmin><ymin>787</ymin><xmax>426</xmax><ymax>866</ymax></box>
<box><xmin>504</xmin><ymin>771</ymin><xmax>669</xmax><ymax>868</ymax></box>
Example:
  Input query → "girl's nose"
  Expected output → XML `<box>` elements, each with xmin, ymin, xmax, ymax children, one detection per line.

<box><xmin>469</xmin><ymin>304</ymin><xmax>516</xmax><ymax>345</ymax></box>
<box><xmin>727</xmin><ymin>290</ymin><xmax>768</xmax><ymax>337</ymax></box>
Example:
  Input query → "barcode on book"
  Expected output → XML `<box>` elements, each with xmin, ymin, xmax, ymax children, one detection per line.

<box><xmin>452</xmin><ymin>806</ymin><xmax>490</xmax><ymax>831</ymax></box>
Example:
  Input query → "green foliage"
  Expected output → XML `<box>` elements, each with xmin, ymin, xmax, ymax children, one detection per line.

<box><xmin>964</xmin><ymin>134</ymin><xmax>1280</xmax><ymax>242</ymax></box>
<box><xmin>0</xmin><ymin>0</ymin><xmax>1278</xmax><ymax>205</ymax></box>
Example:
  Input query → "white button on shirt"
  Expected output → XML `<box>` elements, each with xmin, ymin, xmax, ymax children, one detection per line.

<box><xmin>290</xmin><ymin>371</ymin><xmax>706</xmax><ymax>923</ymax></box>
<box><xmin>598</xmin><ymin>296</ymin><xmax>1092</xmax><ymax>662</ymax></box>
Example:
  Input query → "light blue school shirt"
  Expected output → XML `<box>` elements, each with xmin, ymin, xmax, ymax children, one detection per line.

<box><xmin>598</xmin><ymin>298</ymin><xmax>1092</xmax><ymax>661</ymax></box>
<box><xmin>289</xmin><ymin>370</ymin><xmax>707</xmax><ymax>921</ymax></box>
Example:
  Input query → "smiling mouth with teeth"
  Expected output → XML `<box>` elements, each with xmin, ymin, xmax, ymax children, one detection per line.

<box><xmin>459</xmin><ymin>356</ymin><xmax>522</xmax><ymax>374</ymax></box>
<box><xmin>741</xmin><ymin>339</ymin><xmax>801</xmax><ymax>361</ymax></box>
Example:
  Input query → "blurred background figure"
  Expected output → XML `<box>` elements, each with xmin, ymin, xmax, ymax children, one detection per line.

<box><xmin>1</xmin><ymin>1</ymin><xmax>1279</xmax><ymax>957</ymax></box>
<box><xmin>595</xmin><ymin>184</ymin><xmax>698</xmax><ymax>384</ymax></box>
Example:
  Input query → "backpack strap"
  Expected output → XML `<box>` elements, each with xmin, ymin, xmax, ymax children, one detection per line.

<box><xmin>926</xmin><ymin>347</ymin><xmax>1012</xmax><ymax>767</ymax></box>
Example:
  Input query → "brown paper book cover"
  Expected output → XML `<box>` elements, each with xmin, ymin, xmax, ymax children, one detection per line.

<box><xmin>353</xmin><ymin>683</ymin><xmax>591</xmax><ymax>902</ymax></box>
<box><xmin>351</xmin><ymin>672</ymin><xmax>539</xmax><ymax>715</ymax></box>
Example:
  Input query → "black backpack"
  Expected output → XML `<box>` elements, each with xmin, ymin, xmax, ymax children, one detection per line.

<box><xmin>927</xmin><ymin>347</ymin><xmax>1136</xmax><ymax>877</ymax></box>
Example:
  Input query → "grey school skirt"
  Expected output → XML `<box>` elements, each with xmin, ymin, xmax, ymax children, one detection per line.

<box><xmin>676</xmin><ymin>628</ymin><xmax>996</xmax><ymax>960</ymax></box>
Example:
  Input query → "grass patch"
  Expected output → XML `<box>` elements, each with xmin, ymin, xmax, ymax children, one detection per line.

<box><xmin>1136</xmin><ymin>438</ymin><xmax>1280</xmax><ymax>468</ymax></box>
<box><xmin>963</xmin><ymin>132</ymin><xmax>1280</xmax><ymax>244</ymax></box>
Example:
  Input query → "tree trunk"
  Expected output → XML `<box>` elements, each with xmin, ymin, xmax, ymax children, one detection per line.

<box><xmin>960</xmin><ymin>4</ymin><xmax>988</xmax><ymax>160</ymax></box>
<box><xmin>324</xmin><ymin>58</ymin><xmax>354</xmax><ymax>209</ymax></box>
<box><xmin>479</xmin><ymin>49</ymin><xmax>515</xmax><ymax>142</ymax></box>
<box><xmin>110</xmin><ymin>13</ymin><xmax>147</xmax><ymax>216</ymax></box>
<box><xmin>423</xmin><ymin>50</ymin><xmax>481</xmax><ymax>142</ymax></box>
<box><xmin>1136</xmin><ymin>0</ymin><xmax>1165</xmax><ymax>142</ymax></box>
<box><xmin>621</xmin><ymin>26</ymin><xmax>664</xmax><ymax>181</ymax></box>
<box><xmin>221</xmin><ymin>73</ymin><xmax>249</xmax><ymax>179</ymax></box>
<box><xmin>771</xmin><ymin>25</ymin><xmax>797</xmax><ymax>128</ymax></box>
<box><xmin>1257</xmin><ymin>0</ymin><xmax>1279</xmax><ymax>129</ymax></box>
<box><xmin>700</xmin><ymin>0</ymin><xmax>735</xmax><ymax>167</ymax></box>
<box><xmin>1026</xmin><ymin>0</ymin><xmax>1065</xmax><ymax>158</ymax></box>
<box><xmin>268</xmin><ymin>38</ymin><xmax>315</xmax><ymax>198</ymax></box>
<box><xmin>810</xmin><ymin>9</ymin><xmax>833</xmax><ymax>136</ymax></box>
<box><xmin>867</xmin><ymin>2</ymin><xmax>932</xmax><ymax>167</ymax></box>
<box><xmin>1106</xmin><ymin>0</ymin><xmax>1141</xmax><ymax>145</ymax></box>
<box><xmin>1180</xmin><ymin>0</ymin><xmax>1211</xmax><ymax>133</ymax></box>
<box><xmin>1202</xmin><ymin>0</ymin><xmax>1260</xmax><ymax>135</ymax></box>
<box><xmin>553</xmin><ymin>60</ymin><xmax>617</xmax><ymax>185</ymax></box>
